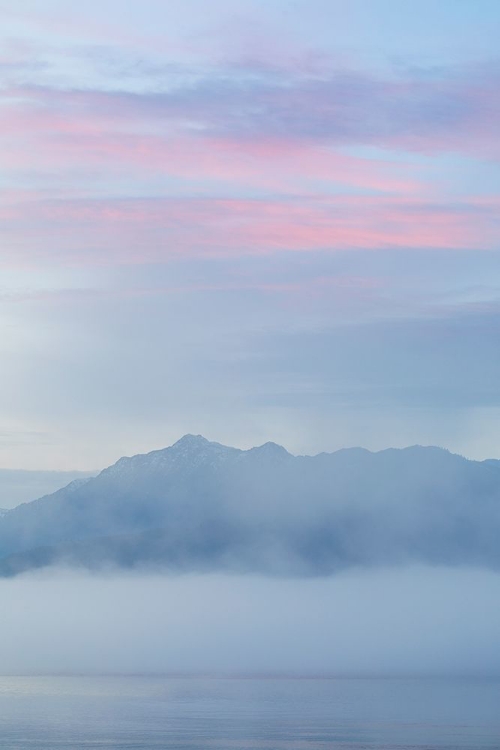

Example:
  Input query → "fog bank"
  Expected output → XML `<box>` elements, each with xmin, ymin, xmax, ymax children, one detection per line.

<box><xmin>1</xmin><ymin>566</ymin><xmax>500</xmax><ymax>676</ymax></box>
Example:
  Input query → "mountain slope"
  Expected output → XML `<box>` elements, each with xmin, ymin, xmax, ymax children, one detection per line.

<box><xmin>0</xmin><ymin>469</ymin><xmax>96</xmax><ymax>509</ymax></box>
<box><xmin>0</xmin><ymin>435</ymin><xmax>499</xmax><ymax>577</ymax></box>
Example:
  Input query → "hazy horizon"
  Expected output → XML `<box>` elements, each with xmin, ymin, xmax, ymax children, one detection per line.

<box><xmin>1</xmin><ymin>566</ymin><xmax>500</xmax><ymax>677</ymax></box>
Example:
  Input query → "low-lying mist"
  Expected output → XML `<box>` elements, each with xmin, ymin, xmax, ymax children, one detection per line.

<box><xmin>2</xmin><ymin>566</ymin><xmax>500</xmax><ymax>677</ymax></box>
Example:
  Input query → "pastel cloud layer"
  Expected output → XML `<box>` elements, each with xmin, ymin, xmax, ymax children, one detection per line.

<box><xmin>2</xmin><ymin>58</ymin><xmax>500</xmax><ymax>266</ymax></box>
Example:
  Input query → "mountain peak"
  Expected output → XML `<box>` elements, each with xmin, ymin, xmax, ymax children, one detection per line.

<box><xmin>172</xmin><ymin>434</ymin><xmax>210</xmax><ymax>449</ymax></box>
<box><xmin>166</xmin><ymin>434</ymin><xmax>240</xmax><ymax>464</ymax></box>
<box><xmin>247</xmin><ymin>441</ymin><xmax>290</xmax><ymax>460</ymax></box>
<box><xmin>258</xmin><ymin>441</ymin><xmax>288</xmax><ymax>452</ymax></box>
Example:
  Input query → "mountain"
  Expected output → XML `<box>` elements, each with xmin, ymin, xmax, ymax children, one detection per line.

<box><xmin>0</xmin><ymin>469</ymin><xmax>97</xmax><ymax>509</ymax></box>
<box><xmin>0</xmin><ymin>435</ymin><xmax>499</xmax><ymax>577</ymax></box>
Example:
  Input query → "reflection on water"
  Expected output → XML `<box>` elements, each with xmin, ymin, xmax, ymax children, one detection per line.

<box><xmin>0</xmin><ymin>675</ymin><xmax>498</xmax><ymax>749</ymax></box>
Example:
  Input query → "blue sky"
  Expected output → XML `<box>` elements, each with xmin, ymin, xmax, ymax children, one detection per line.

<box><xmin>0</xmin><ymin>0</ymin><xmax>499</xmax><ymax>468</ymax></box>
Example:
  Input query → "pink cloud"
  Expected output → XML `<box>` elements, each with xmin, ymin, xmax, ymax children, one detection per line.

<box><xmin>1</xmin><ymin>63</ymin><xmax>498</xmax><ymax>272</ymax></box>
<box><xmin>4</xmin><ymin>55</ymin><xmax>499</xmax><ymax>160</ymax></box>
<box><xmin>0</xmin><ymin>98</ymin><xmax>423</xmax><ymax>197</ymax></box>
<box><xmin>1</xmin><ymin>193</ymin><xmax>498</xmax><ymax>269</ymax></box>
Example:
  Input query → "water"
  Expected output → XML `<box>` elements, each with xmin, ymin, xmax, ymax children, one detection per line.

<box><xmin>0</xmin><ymin>676</ymin><xmax>498</xmax><ymax>749</ymax></box>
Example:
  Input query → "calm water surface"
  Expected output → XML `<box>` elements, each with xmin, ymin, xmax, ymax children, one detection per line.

<box><xmin>0</xmin><ymin>676</ymin><xmax>498</xmax><ymax>749</ymax></box>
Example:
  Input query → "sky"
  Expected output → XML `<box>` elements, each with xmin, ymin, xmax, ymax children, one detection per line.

<box><xmin>1</xmin><ymin>0</ymin><xmax>500</xmax><ymax>469</ymax></box>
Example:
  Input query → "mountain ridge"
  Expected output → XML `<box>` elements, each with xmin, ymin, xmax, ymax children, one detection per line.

<box><xmin>0</xmin><ymin>435</ymin><xmax>499</xmax><ymax>578</ymax></box>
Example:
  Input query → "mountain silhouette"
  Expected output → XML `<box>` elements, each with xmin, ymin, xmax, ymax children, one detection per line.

<box><xmin>0</xmin><ymin>436</ymin><xmax>499</xmax><ymax>577</ymax></box>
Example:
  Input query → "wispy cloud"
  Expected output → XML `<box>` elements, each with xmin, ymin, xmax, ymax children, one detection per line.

<box><xmin>4</xmin><ymin>56</ymin><xmax>499</xmax><ymax>155</ymax></box>
<box><xmin>1</xmin><ymin>55</ymin><xmax>498</xmax><ymax>271</ymax></box>
<box><xmin>1</xmin><ymin>193</ymin><xmax>498</xmax><ymax>268</ymax></box>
